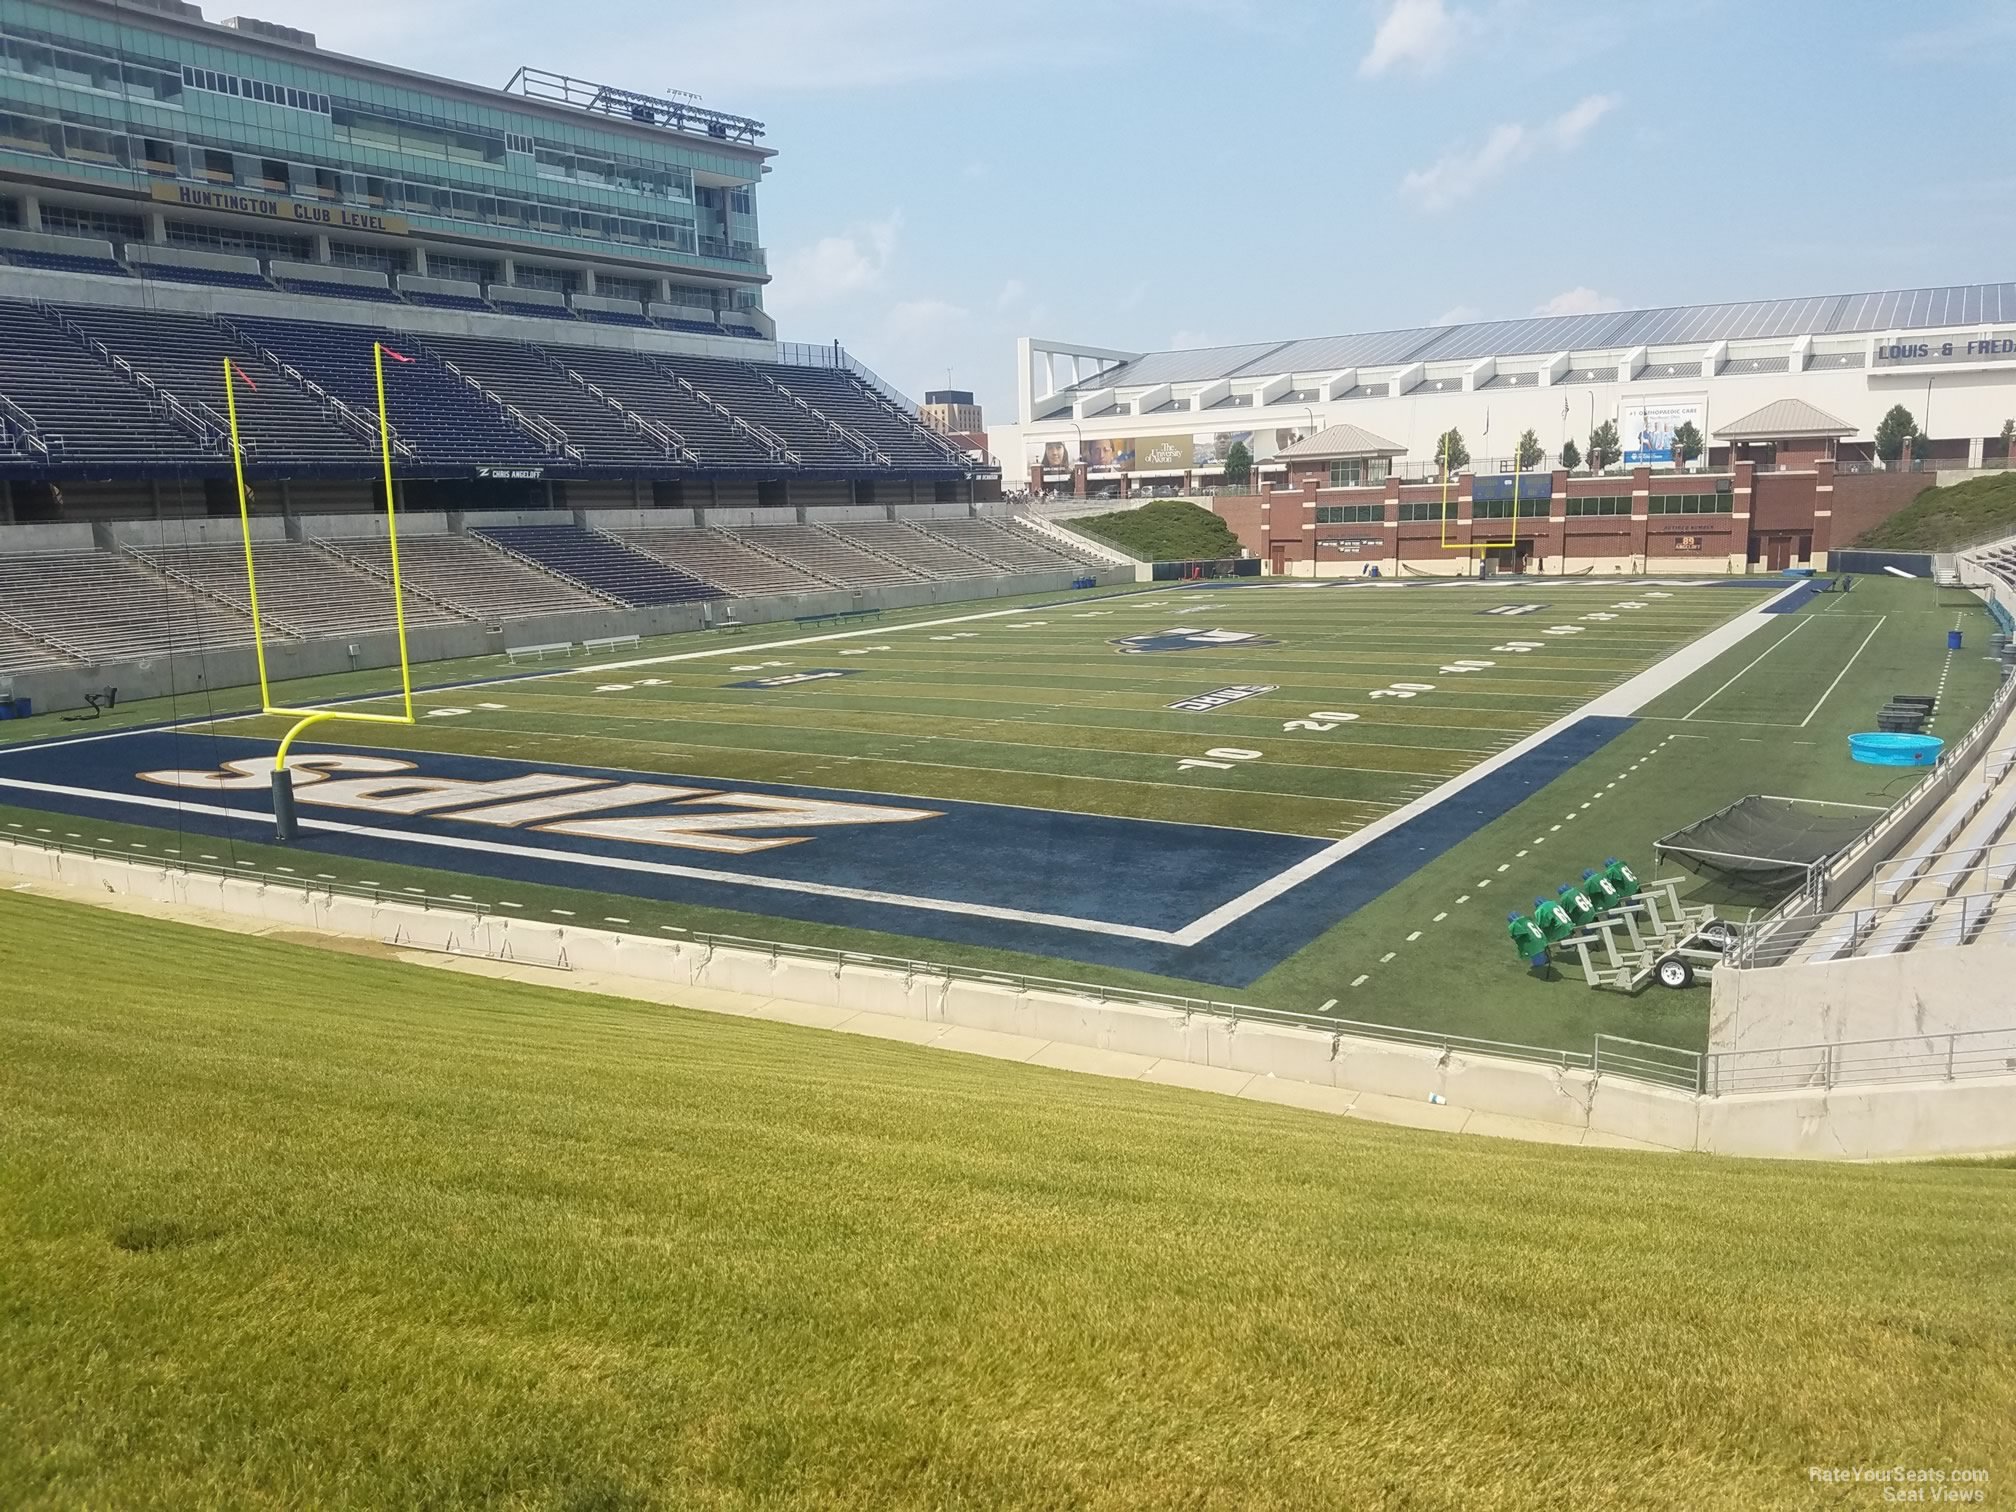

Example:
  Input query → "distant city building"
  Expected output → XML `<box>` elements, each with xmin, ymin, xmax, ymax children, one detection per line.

<box><xmin>921</xmin><ymin>389</ymin><xmax>983</xmax><ymax>435</ymax></box>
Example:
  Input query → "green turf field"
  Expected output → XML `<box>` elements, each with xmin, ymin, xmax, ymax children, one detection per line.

<box><xmin>2</xmin><ymin>888</ymin><xmax>2011</xmax><ymax>1510</ymax></box>
<box><xmin>0</xmin><ymin>575</ymin><xmax>1996</xmax><ymax>1056</ymax></box>
<box><xmin>189</xmin><ymin>578</ymin><xmax>1758</xmax><ymax>834</ymax></box>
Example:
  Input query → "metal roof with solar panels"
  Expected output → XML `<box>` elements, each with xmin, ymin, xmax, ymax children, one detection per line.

<box><xmin>1064</xmin><ymin>282</ymin><xmax>2016</xmax><ymax>390</ymax></box>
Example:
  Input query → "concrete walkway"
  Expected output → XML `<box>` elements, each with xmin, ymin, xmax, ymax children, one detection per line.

<box><xmin>7</xmin><ymin>869</ymin><xmax>1671</xmax><ymax>1154</ymax></box>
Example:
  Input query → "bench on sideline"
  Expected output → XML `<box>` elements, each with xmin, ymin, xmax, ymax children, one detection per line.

<box><xmin>583</xmin><ymin>633</ymin><xmax>642</xmax><ymax>657</ymax></box>
<box><xmin>793</xmin><ymin>607</ymin><xmax>882</xmax><ymax>628</ymax></box>
<box><xmin>505</xmin><ymin>640</ymin><xmax>576</xmax><ymax>664</ymax></box>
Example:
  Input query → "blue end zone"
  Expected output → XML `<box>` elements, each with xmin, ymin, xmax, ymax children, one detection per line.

<box><xmin>1761</xmin><ymin>579</ymin><xmax>1833</xmax><ymax>613</ymax></box>
<box><xmin>0</xmin><ymin>717</ymin><xmax>1635</xmax><ymax>988</ymax></box>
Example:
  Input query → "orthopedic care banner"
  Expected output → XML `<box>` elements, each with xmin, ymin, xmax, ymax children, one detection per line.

<box><xmin>1620</xmin><ymin>395</ymin><xmax>1705</xmax><ymax>465</ymax></box>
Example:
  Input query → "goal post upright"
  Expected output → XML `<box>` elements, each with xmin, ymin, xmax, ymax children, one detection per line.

<box><xmin>230</xmin><ymin>345</ymin><xmax>417</xmax><ymax>841</ymax></box>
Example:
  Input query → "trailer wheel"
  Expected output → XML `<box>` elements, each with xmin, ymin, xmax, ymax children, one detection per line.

<box><xmin>1654</xmin><ymin>954</ymin><xmax>1695</xmax><ymax>989</ymax></box>
<box><xmin>1698</xmin><ymin>920</ymin><xmax>1738</xmax><ymax>952</ymax></box>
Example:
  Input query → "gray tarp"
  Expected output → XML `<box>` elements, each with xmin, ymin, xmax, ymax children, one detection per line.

<box><xmin>1655</xmin><ymin>796</ymin><xmax>1882</xmax><ymax>891</ymax></box>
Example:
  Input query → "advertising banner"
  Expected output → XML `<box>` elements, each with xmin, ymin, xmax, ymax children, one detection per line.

<box><xmin>1135</xmin><ymin>434</ymin><xmax>1194</xmax><ymax>470</ymax></box>
<box><xmin>1620</xmin><ymin>395</ymin><xmax>1705</xmax><ymax>465</ymax></box>
<box><xmin>1083</xmin><ymin>437</ymin><xmax>1135</xmax><ymax>471</ymax></box>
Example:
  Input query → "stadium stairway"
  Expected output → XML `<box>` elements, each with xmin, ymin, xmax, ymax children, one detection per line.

<box><xmin>222</xmin><ymin>316</ymin><xmax>554</xmax><ymax>467</ymax></box>
<box><xmin>918</xmin><ymin>516</ymin><xmax>1085</xmax><ymax>573</ymax></box>
<box><xmin>469</xmin><ymin>523</ymin><xmax>722</xmax><ymax>607</ymax></box>
<box><xmin>1798</xmin><ymin>743</ymin><xmax>2016</xmax><ymax>964</ymax></box>
<box><xmin>313</xmin><ymin>533</ymin><xmax>606</xmax><ymax>625</ymax></box>
<box><xmin>547</xmin><ymin>347</ymin><xmax>775</xmax><ymax>467</ymax></box>
<box><xmin>0</xmin><ymin>301</ymin><xmax>213</xmax><ymax>465</ymax></box>
<box><xmin>762</xmin><ymin>363</ymin><xmax>970</xmax><ymax>469</ymax></box>
<box><xmin>125</xmin><ymin>539</ymin><xmax>470</xmax><ymax>638</ymax></box>
<box><xmin>49</xmin><ymin>304</ymin><xmax>375</xmax><ymax>466</ymax></box>
<box><xmin>602</xmin><ymin>525</ymin><xmax>833</xmax><ymax>595</ymax></box>
<box><xmin>0</xmin><ymin>548</ymin><xmax>258</xmax><ymax>662</ymax></box>
<box><xmin>414</xmin><ymin>334</ymin><xmax>673</xmax><ymax>466</ymax></box>
<box><xmin>833</xmin><ymin>520</ymin><xmax>999</xmax><ymax>579</ymax></box>
<box><xmin>725</xmin><ymin>523</ymin><xmax>926</xmax><ymax>588</ymax></box>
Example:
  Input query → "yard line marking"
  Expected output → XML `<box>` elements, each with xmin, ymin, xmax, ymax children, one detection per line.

<box><xmin>551</xmin><ymin>909</ymin><xmax>576</xmax><ymax>916</ymax></box>
<box><xmin>1683</xmin><ymin>616</ymin><xmax>1811</xmax><ymax>719</ymax></box>
<box><xmin>1496</xmin><ymin>863</ymin><xmax>1510</xmax><ymax>872</ymax></box>
<box><xmin>1405</xmin><ymin>931</ymin><xmax>1422</xmax><ymax>941</ymax></box>
<box><xmin>1432</xmin><ymin>912</ymin><xmax>1448</xmax><ymax>922</ymax></box>
<box><xmin>1379</xmin><ymin>952</ymin><xmax>1396</xmax><ymax>963</ymax></box>
<box><xmin>1798</xmin><ymin>615</ymin><xmax>1888</xmax><ymax>728</ymax></box>
<box><xmin>1456</xmin><ymin>894</ymin><xmax>1471</xmax><ymax>904</ymax></box>
<box><xmin>1318</xmin><ymin>997</ymin><xmax>1339</xmax><ymax>1011</ymax></box>
<box><xmin>1349</xmin><ymin>975</ymin><xmax>1369</xmax><ymax>988</ymax></box>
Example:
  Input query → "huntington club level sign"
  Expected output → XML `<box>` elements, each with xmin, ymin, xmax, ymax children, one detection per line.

<box><xmin>151</xmin><ymin>182</ymin><xmax>409</xmax><ymax>236</ymax></box>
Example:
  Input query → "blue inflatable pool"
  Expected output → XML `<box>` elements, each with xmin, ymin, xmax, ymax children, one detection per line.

<box><xmin>1849</xmin><ymin>732</ymin><xmax>1945</xmax><ymax>767</ymax></box>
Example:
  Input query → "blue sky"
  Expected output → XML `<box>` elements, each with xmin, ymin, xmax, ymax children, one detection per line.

<box><xmin>244</xmin><ymin>0</ymin><xmax>2015</xmax><ymax>416</ymax></box>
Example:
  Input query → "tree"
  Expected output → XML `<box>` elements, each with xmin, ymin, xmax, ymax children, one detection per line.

<box><xmin>1874</xmin><ymin>404</ymin><xmax>1919</xmax><ymax>464</ymax></box>
<box><xmin>1222</xmin><ymin>439</ymin><xmax>1252</xmax><ymax>486</ymax></box>
<box><xmin>1560</xmin><ymin>437</ymin><xmax>1581</xmax><ymax>471</ymax></box>
<box><xmin>1514</xmin><ymin>428</ymin><xmax>1545</xmax><ymax>472</ymax></box>
<box><xmin>1435</xmin><ymin>428</ymin><xmax>1469</xmax><ymax>476</ymax></box>
<box><xmin>2000</xmin><ymin>418</ymin><xmax>2013</xmax><ymax>462</ymax></box>
<box><xmin>1671</xmin><ymin>420</ymin><xmax>1704</xmax><ymax>465</ymax></box>
<box><xmin>1588</xmin><ymin>420</ymin><xmax>1621</xmax><ymax>471</ymax></box>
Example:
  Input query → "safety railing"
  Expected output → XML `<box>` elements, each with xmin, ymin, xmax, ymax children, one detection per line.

<box><xmin>1729</xmin><ymin>669</ymin><xmax>2016</xmax><ymax>967</ymax></box>
<box><xmin>1704</xmin><ymin>1025</ymin><xmax>2016</xmax><ymax>1095</ymax></box>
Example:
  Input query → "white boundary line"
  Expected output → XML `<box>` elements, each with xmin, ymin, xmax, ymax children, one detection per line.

<box><xmin>1799</xmin><ymin>615</ymin><xmax>1888</xmax><ymax>729</ymax></box>
<box><xmin>0</xmin><ymin>776</ymin><xmax>1181</xmax><ymax>944</ymax></box>
<box><xmin>1683</xmin><ymin>616</ymin><xmax>1810</xmax><ymax>720</ymax></box>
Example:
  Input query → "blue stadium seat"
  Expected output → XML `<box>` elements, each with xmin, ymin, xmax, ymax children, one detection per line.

<box><xmin>0</xmin><ymin>300</ymin><xmax>206</xmax><ymax>462</ymax></box>
<box><xmin>494</xmin><ymin>300</ymin><xmax>578</xmax><ymax>320</ymax></box>
<box><xmin>136</xmin><ymin>264</ymin><xmax>273</xmax><ymax>291</ymax></box>
<box><xmin>577</xmin><ymin>308</ymin><xmax>652</xmax><ymax>328</ymax></box>
<box><xmin>274</xmin><ymin>278</ymin><xmax>402</xmax><ymax>305</ymax></box>
<box><xmin>230</xmin><ymin>315</ymin><xmax>550</xmax><ymax>464</ymax></box>
<box><xmin>402</xmin><ymin>291</ymin><xmax>492</xmax><ymax>312</ymax></box>
<box><xmin>3</xmin><ymin>249</ymin><xmax>130</xmax><ymax>279</ymax></box>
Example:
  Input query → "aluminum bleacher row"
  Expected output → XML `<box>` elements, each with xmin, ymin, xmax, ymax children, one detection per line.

<box><xmin>0</xmin><ymin>511</ymin><xmax>1110</xmax><ymax>675</ymax></box>
<box><xmin>0</xmin><ymin>295</ymin><xmax>967</xmax><ymax>478</ymax></box>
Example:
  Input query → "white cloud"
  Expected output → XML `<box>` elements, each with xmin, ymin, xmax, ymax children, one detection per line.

<box><xmin>1360</xmin><ymin>0</ymin><xmax>1463</xmax><ymax>77</ymax></box>
<box><xmin>765</xmin><ymin>213</ymin><xmax>902</xmax><ymax>313</ymax></box>
<box><xmin>1399</xmin><ymin>94</ymin><xmax>1618</xmax><ymax>211</ymax></box>
<box><xmin>1432</xmin><ymin>303</ymin><xmax>1482</xmax><ymax>325</ymax></box>
<box><xmin>1533</xmin><ymin>286</ymin><xmax>1621</xmax><ymax>317</ymax></box>
<box><xmin>994</xmin><ymin>278</ymin><xmax>1028</xmax><ymax>311</ymax></box>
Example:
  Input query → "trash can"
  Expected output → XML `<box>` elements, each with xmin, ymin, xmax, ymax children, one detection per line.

<box><xmin>10</xmin><ymin>697</ymin><xmax>27</xmax><ymax>719</ymax></box>
<box><xmin>1948</xmin><ymin>629</ymin><xmax>1964</xmax><ymax>651</ymax></box>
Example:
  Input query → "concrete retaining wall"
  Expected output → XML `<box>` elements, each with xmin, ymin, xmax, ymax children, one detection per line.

<box><xmin>1711</xmin><ymin>940</ymin><xmax>2016</xmax><ymax>1051</ymax></box>
<box><xmin>2</xmin><ymin>840</ymin><xmax>2007</xmax><ymax>1161</ymax></box>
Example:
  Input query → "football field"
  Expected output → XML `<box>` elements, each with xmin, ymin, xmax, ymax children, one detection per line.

<box><xmin>0</xmin><ymin>577</ymin><xmax>1780</xmax><ymax>993</ymax></box>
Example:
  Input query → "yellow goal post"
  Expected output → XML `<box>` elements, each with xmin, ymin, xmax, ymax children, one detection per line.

<box><xmin>226</xmin><ymin>341</ymin><xmax>415</xmax><ymax>838</ymax></box>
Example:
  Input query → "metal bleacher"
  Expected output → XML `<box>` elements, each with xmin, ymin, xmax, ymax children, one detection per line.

<box><xmin>419</xmin><ymin>333</ymin><xmax>673</xmax><ymax>465</ymax></box>
<box><xmin>764</xmin><ymin>364</ymin><xmax>965</xmax><ymax>467</ymax></box>
<box><xmin>317</xmin><ymin>533</ymin><xmax>605</xmax><ymax>623</ymax></box>
<box><xmin>673</xmin><ymin>357</ymin><xmax>859</xmax><ymax>465</ymax></box>
<box><xmin>726</xmin><ymin>523</ymin><xmax>925</xmax><ymax>588</ymax></box>
<box><xmin>547</xmin><ymin>346</ymin><xmax>773</xmax><ymax>466</ymax></box>
<box><xmin>606</xmin><ymin>525</ymin><xmax>830</xmax><ymax>595</ymax></box>
<box><xmin>227</xmin><ymin>316</ymin><xmax>550</xmax><ymax>466</ymax></box>
<box><xmin>470</xmin><ymin>523</ymin><xmax>721</xmax><ymax>607</ymax></box>
<box><xmin>128</xmin><ymin>539</ymin><xmax>469</xmax><ymax>637</ymax></box>
<box><xmin>834</xmin><ymin>520</ymin><xmax>998</xmax><ymax>578</ymax></box>
<box><xmin>919</xmin><ymin>517</ymin><xmax>1081</xmax><ymax>573</ymax></box>
<box><xmin>0</xmin><ymin>548</ymin><xmax>256</xmax><ymax>662</ymax></box>
<box><xmin>54</xmin><ymin>305</ymin><xmax>373</xmax><ymax>464</ymax></box>
<box><xmin>0</xmin><ymin>301</ymin><xmax>203</xmax><ymax>462</ymax></box>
